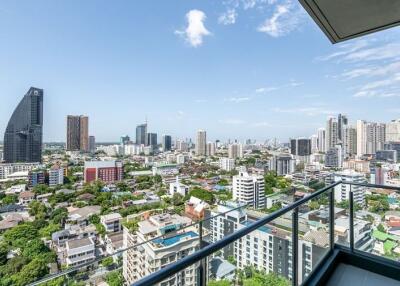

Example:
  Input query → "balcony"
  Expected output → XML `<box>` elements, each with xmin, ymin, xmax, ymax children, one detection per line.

<box><xmin>26</xmin><ymin>181</ymin><xmax>400</xmax><ymax>286</ymax></box>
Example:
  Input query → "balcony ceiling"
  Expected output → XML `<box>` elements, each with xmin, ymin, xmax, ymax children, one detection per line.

<box><xmin>299</xmin><ymin>0</ymin><xmax>400</xmax><ymax>43</ymax></box>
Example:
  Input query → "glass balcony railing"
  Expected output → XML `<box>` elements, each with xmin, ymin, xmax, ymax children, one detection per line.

<box><xmin>27</xmin><ymin>181</ymin><xmax>400</xmax><ymax>286</ymax></box>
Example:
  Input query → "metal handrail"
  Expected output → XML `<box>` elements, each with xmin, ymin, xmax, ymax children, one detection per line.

<box><xmin>131</xmin><ymin>181</ymin><xmax>342</xmax><ymax>286</ymax></box>
<box><xmin>28</xmin><ymin>202</ymin><xmax>249</xmax><ymax>286</ymax></box>
<box><xmin>132</xmin><ymin>181</ymin><xmax>400</xmax><ymax>286</ymax></box>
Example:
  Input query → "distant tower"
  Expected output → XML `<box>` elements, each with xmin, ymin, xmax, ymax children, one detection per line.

<box><xmin>196</xmin><ymin>130</ymin><xmax>207</xmax><ymax>156</ymax></box>
<box><xmin>66</xmin><ymin>115</ymin><xmax>89</xmax><ymax>152</ymax></box>
<box><xmin>4</xmin><ymin>87</ymin><xmax>43</xmax><ymax>163</ymax></box>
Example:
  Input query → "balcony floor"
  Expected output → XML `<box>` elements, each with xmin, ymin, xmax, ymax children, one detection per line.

<box><xmin>326</xmin><ymin>263</ymin><xmax>400</xmax><ymax>286</ymax></box>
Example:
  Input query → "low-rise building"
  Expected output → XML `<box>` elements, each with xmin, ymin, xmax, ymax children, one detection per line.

<box><xmin>101</xmin><ymin>213</ymin><xmax>122</xmax><ymax>233</ymax></box>
<box><xmin>18</xmin><ymin>191</ymin><xmax>35</xmax><ymax>206</ymax></box>
<box><xmin>65</xmin><ymin>238</ymin><xmax>96</xmax><ymax>267</ymax></box>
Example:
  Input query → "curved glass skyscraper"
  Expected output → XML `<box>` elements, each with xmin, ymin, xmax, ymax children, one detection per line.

<box><xmin>4</xmin><ymin>87</ymin><xmax>43</xmax><ymax>163</ymax></box>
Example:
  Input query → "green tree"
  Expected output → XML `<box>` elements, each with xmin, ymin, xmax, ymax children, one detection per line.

<box><xmin>101</xmin><ymin>256</ymin><xmax>114</xmax><ymax>268</ymax></box>
<box><xmin>208</xmin><ymin>280</ymin><xmax>231</xmax><ymax>286</ymax></box>
<box><xmin>106</xmin><ymin>270</ymin><xmax>124</xmax><ymax>286</ymax></box>
<box><xmin>3</xmin><ymin>224</ymin><xmax>38</xmax><ymax>247</ymax></box>
<box><xmin>28</xmin><ymin>201</ymin><xmax>48</xmax><ymax>219</ymax></box>
<box><xmin>0</xmin><ymin>243</ymin><xmax>8</xmax><ymax>265</ymax></box>
<box><xmin>12</xmin><ymin>258</ymin><xmax>48</xmax><ymax>286</ymax></box>
<box><xmin>377</xmin><ymin>223</ymin><xmax>385</xmax><ymax>232</ymax></box>
<box><xmin>186</xmin><ymin>187</ymin><xmax>214</xmax><ymax>204</ymax></box>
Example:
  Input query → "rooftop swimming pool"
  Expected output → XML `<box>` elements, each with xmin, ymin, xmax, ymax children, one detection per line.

<box><xmin>153</xmin><ymin>231</ymin><xmax>198</xmax><ymax>246</ymax></box>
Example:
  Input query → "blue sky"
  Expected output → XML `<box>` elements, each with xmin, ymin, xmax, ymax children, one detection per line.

<box><xmin>1</xmin><ymin>0</ymin><xmax>400</xmax><ymax>143</ymax></box>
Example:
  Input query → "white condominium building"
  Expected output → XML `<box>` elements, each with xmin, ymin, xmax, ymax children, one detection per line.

<box><xmin>334</xmin><ymin>170</ymin><xmax>367</xmax><ymax>207</ymax></box>
<box><xmin>233</xmin><ymin>169</ymin><xmax>265</xmax><ymax>209</ymax></box>
<box><xmin>356</xmin><ymin>120</ymin><xmax>386</xmax><ymax>157</ymax></box>
<box><xmin>228</xmin><ymin>143</ymin><xmax>243</xmax><ymax>159</ymax></box>
<box><xmin>196</xmin><ymin>130</ymin><xmax>207</xmax><ymax>156</ymax></box>
<box><xmin>219</xmin><ymin>158</ymin><xmax>235</xmax><ymax>171</ymax></box>
<box><xmin>123</xmin><ymin>214</ymin><xmax>200</xmax><ymax>286</ymax></box>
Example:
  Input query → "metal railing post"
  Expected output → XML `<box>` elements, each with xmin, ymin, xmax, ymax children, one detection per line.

<box><xmin>198</xmin><ymin>220</ymin><xmax>207</xmax><ymax>286</ymax></box>
<box><xmin>292</xmin><ymin>207</ymin><xmax>299</xmax><ymax>286</ymax></box>
<box><xmin>349</xmin><ymin>187</ymin><xmax>355</xmax><ymax>252</ymax></box>
<box><xmin>329</xmin><ymin>188</ymin><xmax>335</xmax><ymax>250</ymax></box>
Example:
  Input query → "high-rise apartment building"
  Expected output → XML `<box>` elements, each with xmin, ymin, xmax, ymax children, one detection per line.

<box><xmin>310</xmin><ymin>135</ymin><xmax>318</xmax><ymax>153</ymax></box>
<box><xmin>120</xmin><ymin>135</ymin><xmax>131</xmax><ymax>145</ymax></box>
<box><xmin>337</xmin><ymin>113</ymin><xmax>348</xmax><ymax>142</ymax></box>
<box><xmin>356</xmin><ymin>120</ymin><xmax>386</xmax><ymax>157</ymax></box>
<box><xmin>290</xmin><ymin>138</ymin><xmax>311</xmax><ymax>156</ymax></box>
<box><xmin>84</xmin><ymin>160</ymin><xmax>123</xmax><ymax>183</ymax></box>
<box><xmin>147</xmin><ymin>133</ymin><xmax>157</xmax><ymax>147</ymax></box>
<box><xmin>268</xmin><ymin>154</ymin><xmax>295</xmax><ymax>176</ymax></box>
<box><xmin>325</xmin><ymin>146</ymin><xmax>343</xmax><ymax>168</ymax></box>
<box><xmin>228</xmin><ymin>143</ymin><xmax>243</xmax><ymax>159</ymax></box>
<box><xmin>219</xmin><ymin>158</ymin><xmax>235</xmax><ymax>171</ymax></box>
<box><xmin>325</xmin><ymin>117</ymin><xmax>338</xmax><ymax>151</ymax></box>
<box><xmin>4</xmin><ymin>87</ymin><xmax>43</xmax><ymax>163</ymax></box>
<box><xmin>334</xmin><ymin>170</ymin><xmax>367</xmax><ymax>206</ymax></box>
<box><xmin>176</xmin><ymin>140</ymin><xmax>188</xmax><ymax>152</ymax></box>
<box><xmin>136</xmin><ymin>123</ymin><xmax>147</xmax><ymax>145</ymax></box>
<box><xmin>162</xmin><ymin>135</ymin><xmax>172</xmax><ymax>151</ymax></box>
<box><xmin>342</xmin><ymin>125</ymin><xmax>357</xmax><ymax>157</ymax></box>
<box><xmin>123</xmin><ymin>214</ymin><xmax>199</xmax><ymax>285</ymax></box>
<box><xmin>233</xmin><ymin>169</ymin><xmax>265</xmax><ymax>209</ymax></box>
<box><xmin>317</xmin><ymin>128</ymin><xmax>326</xmax><ymax>153</ymax></box>
<box><xmin>384</xmin><ymin>142</ymin><xmax>400</xmax><ymax>162</ymax></box>
<box><xmin>195</xmin><ymin>130</ymin><xmax>207</xmax><ymax>156</ymax></box>
<box><xmin>89</xmin><ymin>136</ymin><xmax>96</xmax><ymax>153</ymax></box>
<box><xmin>49</xmin><ymin>164</ymin><xmax>64</xmax><ymax>187</ymax></box>
<box><xmin>206</xmin><ymin>142</ymin><xmax>216</xmax><ymax>156</ymax></box>
<box><xmin>66</xmin><ymin>115</ymin><xmax>89</xmax><ymax>152</ymax></box>
<box><xmin>386</xmin><ymin>119</ymin><xmax>400</xmax><ymax>142</ymax></box>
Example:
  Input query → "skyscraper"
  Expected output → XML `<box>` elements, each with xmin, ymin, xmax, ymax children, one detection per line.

<box><xmin>317</xmin><ymin>128</ymin><xmax>326</xmax><ymax>153</ymax></box>
<box><xmin>162</xmin><ymin>135</ymin><xmax>172</xmax><ymax>151</ymax></box>
<box><xmin>228</xmin><ymin>143</ymin><xmax>243</xmax><ymax>159</ymax></box>
<box><xmin>4</xmin><ymin>87</ymin><xmax>43</xmax><ymax>163</ymax></box>
<box><xmin>89</xmin><ymin>136</ymin><xmax>96</xmax><ymax>153</ymax></box>
<box><xmin>136</xmin><ymin>123</ymin><xmax>147</xmax><ymax>145</ymax></box>
<box><xmin>290</xmin><ymin>138</ymin><xmax>311</xmax><ymax>156</ymax></box>
<box><xmin>326</xmin><ymin>117</ymin><xmax>338</xmax><ymax>151</ymax></box>
<box><xmin>337</xmin><ymin>113</ymin><xmax>348</xmax><ymax>142</ymax></box>
<box><xmin>386</xmin><ymin>119</ymin><xmax>400</xmax><ymax>142</ymax></box>
<box><xmin>356</xmin><ymin>120</ymin><xmax>386</xmax><ymax>157</ymax></box>
<box><xmin>66</xmin><ymin>115</ymin><xmax>89</xmax><ymax>152</ymax></box>
<box><xmin>147</xmin><ymin>133</ymin><xmax>157</xmax><ymax>147</ymax></box>
<box><xmin>195</xmin><ymin>130</ymin><xmax>207</xmax><ymax>156</ymax></box>
<box><xmin>343</xmin><ymin>125</ymin><xmax>357</xmax><ymax>157</ymax></box>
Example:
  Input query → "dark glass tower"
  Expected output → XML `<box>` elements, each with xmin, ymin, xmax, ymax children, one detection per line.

<box><xmin>4</xmin><ymin>87</ymin><xmax>43</xmax><ymax>163</ymax></box>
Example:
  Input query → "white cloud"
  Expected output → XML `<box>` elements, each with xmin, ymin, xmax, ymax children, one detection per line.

<box><xmin>194</xmin><ymin>99</ymin><xmax>207</xmax><ymax>103</ymax></box>
<box><xmin>272</xmin><ymin>107</ymin><xmax>336</xmax><ymax>116</ymax></box>
<box><xmin>218</xmin><ymin>9</ymin><xmax>237</xmax><ymax>25</ymax></box>
<box><xmin>342</xmin><ymin>61</ymin><xmax>400</xmax><ymax>80</ymax></box>
<box><xmin>255</xmin><ymin>86</ymin><xmax>278</xmax><ymax>93</ymax></box>
<box><xmin>175</xmin><ymin>10</ymin><xmax>211</xmax><ymax>47</ymax></box>
<box><xmin>257</xmin><ymin>1</ymin><xmax>303</xmax><ymax>37</ymax></box>
<box><xmin>253</xmin><ymin>121</ymin><xmax>272</xmax><ymax>127</ymax></box>
<box><xmin>219</xmin><ymin>118</ymin><xmax>246</xmax><ymax>125</ymax></box>
<box><xmin>226</xmin><ymin>97</ymin><xmax>251</xmax><ymax>103</ymax></box>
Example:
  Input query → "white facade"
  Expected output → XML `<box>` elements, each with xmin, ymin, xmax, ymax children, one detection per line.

<box><xmin>317</xmin><ymin>128</ymin><xmax>326</xmax><ymax>153</ymax></box>
<box><xmin>356</xmin><ymin>120</ymin><xmax>386</xmax><ymax>157</ymax></box>
<box><xmin>169</xmin><ymin>177</ymin><xmax>189</xmax><ymax>196</ymax></box>
<box><xmin>386</xmin><ymin>119</ymin><xmax>400</xmax><ymax>142</ymax></box>
<box><xmin>196</xmin><ymin>130</ymin><xmax>207</xmax><ymax>156</ymax></box>
<box><xmin>326</xmin><ymin>117</ymin><xmax>338</xmax><ymax>151</ymax></box>
<box><xmin>343</xmin><ymin>125</ymin><xmax>357</xmax><ymax>157</ymax></box>
<box><xmin>207</xmin><ymin>142</ymin><xmax>216</xmax><ymax>156</ymax></box>
<box><xmin>310</xmin><ymin>135</ymin><xmax>318</xmax><ymax>154</ymax></box>
<box><xmin>219</xmin><ymin>158</ymin><xmax>235</xmax><ymax>171</ymax></box>
<box><xmin>65</xmin><ymin>238</ymin><xmax>96</xmax><ymax>267</ymax></box>
<box><xmin>123</xmin><ymin>214</ymin><xmax>199</xmax><ymax>286</ymax></box>
<box><xmin>233</xmin><ymin>169</ymin><xmax>265</xmax><ymax>209</ymax></box>
<box><xmin>0</xmin><ymin>163</ymin><xmax>41</xmax><ymax>180</ymax></box>
<box><xmin>49</xmin><ymin>166</ymin><xmax>64</xmax><ymax>187</ymax></box>
<box><xmin>334</xmin><ymin>170</ymin><xmax>367</xmax><ymax>206</ymax></box>
<box><xmin>228</xmin><ymin>143</ymin><xmax>243</xmax><ymax>159</ymax></box>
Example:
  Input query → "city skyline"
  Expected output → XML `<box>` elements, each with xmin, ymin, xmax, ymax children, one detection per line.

<box><xmin>1</xmin><ymin>1</ymin><xmax>400</xmax><ymax>142</ymax></box>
